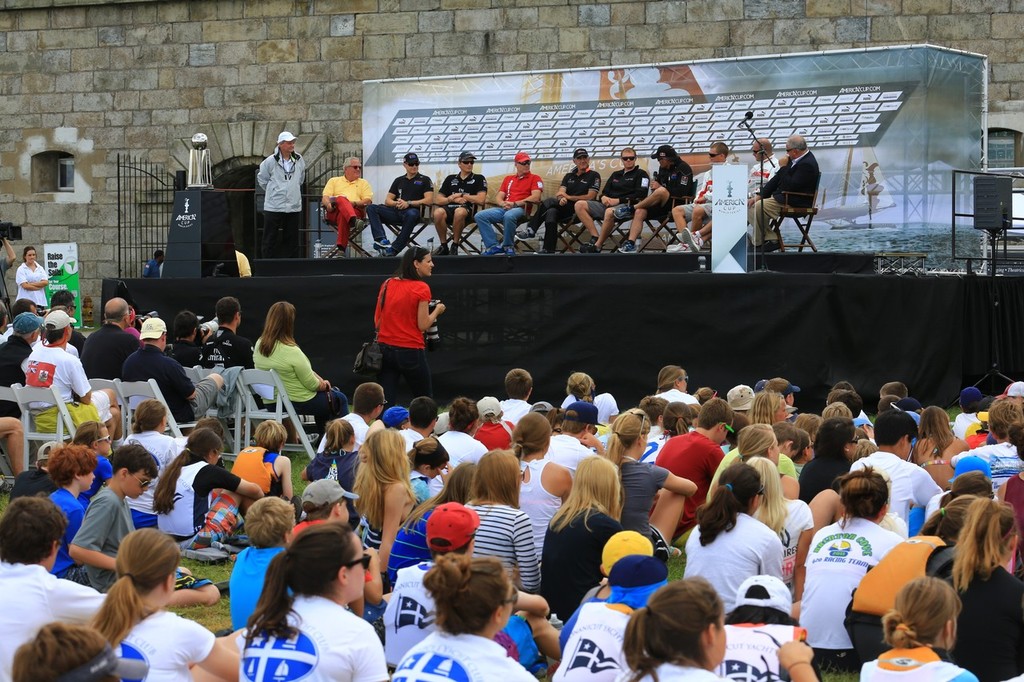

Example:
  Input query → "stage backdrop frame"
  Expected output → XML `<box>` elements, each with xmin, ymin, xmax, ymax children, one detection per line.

<box><xmin>363</xmin><ymin>44</ymin><xmax>986</xmax><ymax>260</ymax></box>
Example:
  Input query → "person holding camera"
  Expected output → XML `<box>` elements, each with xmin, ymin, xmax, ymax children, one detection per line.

<box><xmin>15</xmin><ymin>246</ymin><xmax>47</xmax><ymax>309</ymax></box>
<box><xmin>374</xmin><ymin>247</ymin><xmax>445</xmax><ymax>401</ymax></box>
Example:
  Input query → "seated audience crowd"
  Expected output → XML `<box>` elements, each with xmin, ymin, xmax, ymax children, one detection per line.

<box><xmin>4</xmin><ymin>315</ymin><xmax>1024</xmax><ymax>682</ymax></box>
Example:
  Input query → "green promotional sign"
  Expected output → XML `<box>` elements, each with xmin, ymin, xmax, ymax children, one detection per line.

<box><xmin>44</xmin><ymin>242</ymin><xmax>81</xmax><ymax>325</ymax></box>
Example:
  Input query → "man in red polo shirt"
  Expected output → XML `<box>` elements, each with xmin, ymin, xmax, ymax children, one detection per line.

<box><xmin>473</xmin><ymin>151</ymin><xmax>543</xmax><ymax>256</ymax></box>
<box><xmin>655</xmin><ymin>398</ymin><xmax>734</xmax><ymax>541</ymax></box>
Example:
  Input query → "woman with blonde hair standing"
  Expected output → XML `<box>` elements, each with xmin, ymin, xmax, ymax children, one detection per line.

<box><xmin>354</xmin><ymin>428</ymin><xmax>416</xmax><ymax>572</ymax></box>
<box><xmin>512</xmin><ymin>412</ymin><xmax>572</xmax><ymax>555</ymax></box>
<box><xmin>541</xmin><ymin>456</ymin><xmax>624</xmax><ymax>620</ymax></box>
<box><xmin>90</xmin><ymin>529</ymin><xmax>238</xmax><ymax>680</ymax></box>
<box><xmin>467</xmin><ymin>449</ymin><xmax>540</xmax><ymax>592</ymax></box>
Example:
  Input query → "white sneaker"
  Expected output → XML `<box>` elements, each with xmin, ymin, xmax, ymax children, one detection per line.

<box><xmin>666</xmin><ymin>243</ymin><xmax>689</xmax><ymax>253</ymax></box>
<box><xmin>680</xmin><ymin>230</ymin><xmax>701</xmax><ymax>252</ymax></box>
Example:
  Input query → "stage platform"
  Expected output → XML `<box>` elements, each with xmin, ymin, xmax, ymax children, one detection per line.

<box><xmin>104</xmin><ymin>258</ymin><xmax>1024</xmax><ymax>411</ymax></box>
<box><xmin>253</xmin><ymin>251</ymin><xmax>876</xmax><ymax>277</ymax></box>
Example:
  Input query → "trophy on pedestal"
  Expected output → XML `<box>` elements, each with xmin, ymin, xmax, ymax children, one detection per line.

<box><xmin>187</xmin><ymin>133</ymin><xmax>213</xmax><ymax>188</ymax></box>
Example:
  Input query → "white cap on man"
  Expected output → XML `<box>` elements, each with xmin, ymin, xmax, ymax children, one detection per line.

<box><xmin>277</xmin><ymin>131</ymin><xmax>297</xmax><ymax>144</ymax></box>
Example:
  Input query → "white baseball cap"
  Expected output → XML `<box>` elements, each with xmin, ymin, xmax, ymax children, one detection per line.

<box><xmin>277</xmin><ymin>131</ymin><xmax>297</xmax><ymax>144</ymax></box>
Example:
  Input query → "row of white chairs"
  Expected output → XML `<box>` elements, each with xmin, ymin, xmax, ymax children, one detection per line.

<box><xmin>0</xmin><ymin>367</ymin><xmax>318</xmax><ymax>473</ymax></box>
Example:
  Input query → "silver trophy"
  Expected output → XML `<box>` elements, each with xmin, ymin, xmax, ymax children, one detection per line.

<box><xmin>187</xmin><ymin>133</ymin><xmax>213</xmax><ymax>187</ymax></box>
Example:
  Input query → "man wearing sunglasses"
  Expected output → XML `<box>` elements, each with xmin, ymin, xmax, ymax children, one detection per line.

<box><xmin>671</xmin><ymin>141</ymin><xmax>730</xmax><ymax>253</ymax></box>
<box><xmin>618</xmin><ymin>144</ymin><xmax>694</xmax><ymax>253</ymax></box>
<box><xmin>581</xmin><ymin>147</ymin><xmax>650</xmax><ymax>253</ymax></box>
<box><xmin>321</xmin><ymin>157</ymin><xmax>373</xmax><ymax>252</ymax></box>
<box><xmin>517</xmin><ymin>147</ymin><xmax>601</xmax><ymax>254</ymax></box>
<box><xmin>474</xmin><ymin>151</ymin><xmax>543</xmax><ymax>256</ymax></box>
<box><xmin>431</xmin><ymin>151</ymin><xmax>488</xmax><ymax>256</ymax></box>
<box><xmin>366</xmin><ymin>152</ymin><xmax>434</xmax><ymax>257</ymax></box>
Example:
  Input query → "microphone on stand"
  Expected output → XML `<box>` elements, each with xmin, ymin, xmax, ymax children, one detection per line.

<box><xmin>736</xmin><ymin>111</ymin><xmax>754</xmax><ymax>128</ymax></box>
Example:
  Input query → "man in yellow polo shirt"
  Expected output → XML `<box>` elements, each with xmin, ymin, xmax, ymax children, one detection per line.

<box><xmin>321</xmin><ymin>157</ymin><xmax>374</xmax><ymax>251</ymax></box>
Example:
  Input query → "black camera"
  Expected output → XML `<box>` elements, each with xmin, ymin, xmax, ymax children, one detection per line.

<box><xmin>0</xmin><ymin>222</ymin><xmax>22</xmax><ymax>241</ymax></box>
<box><xmin>425</xmin><ymin>299</ymin><xmax>441</xmax><ymax>351</ymax></box>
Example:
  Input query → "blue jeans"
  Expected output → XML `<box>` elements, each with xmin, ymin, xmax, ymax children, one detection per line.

<box><xmin>378</xmin><ymin>344</ymin><xmax>432</xmax><ymax>402</ymax></box>
<box><xmin>292</xmin><ymin>387</ymin><xmax>349</xmax><ymax>434</ymax></box>
<box><xmin>366</xmin><ymin>204</ymin><xmax>421</xmax><ymax>251</ymax></box>
<box><xmin>474</xmin><ymin>206</ymin><xmax>526</xmax><ymax>248</ymax></box>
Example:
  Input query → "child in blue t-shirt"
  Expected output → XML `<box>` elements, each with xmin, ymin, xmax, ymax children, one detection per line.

<box><xmin>46</xmin><ymin>444</ymin><xmax>98</xmax><ymax>582</ymax></box>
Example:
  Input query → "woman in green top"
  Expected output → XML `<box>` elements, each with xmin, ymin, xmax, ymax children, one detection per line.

<box><xmin>254</xmin><ymin>300</ymin><xmax>348</xmax><ymax>432</ymax></box>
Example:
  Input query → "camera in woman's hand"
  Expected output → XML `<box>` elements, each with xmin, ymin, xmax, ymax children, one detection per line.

<box><xmin>425</xmin><ymin>299</ymin><xmax>441</xmax><ymax>351</ymax></box>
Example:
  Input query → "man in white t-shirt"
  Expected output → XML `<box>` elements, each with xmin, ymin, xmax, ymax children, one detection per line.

<box><xmin>849</xmin><ymin>410</ymin><xmax>940</xmax><ymax>522</ymax></box>
<box><xmin>499</xmin><ymin>368</ymin><xmax>533</xmax><ymax>425</ymax></box>
<box><xmin>547</xmin><ymin>401</ymin><xmax>604</xmax><ymax>474</ymax></box>
<box><xmin>403</xmin><ymin>396</ymin><xmax>436</xmax><ymax>450</ymax></box>
<box><xmin>22</xmin><ymin>309</ymin><xmax>121</xmax><ymax>439</ymax></box>
<box><xmin>0</xmin><ymin>496</ymin><xmax>105</xmax><ymax>682</ymax></box>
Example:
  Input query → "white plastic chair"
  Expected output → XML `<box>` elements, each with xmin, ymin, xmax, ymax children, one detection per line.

<box><xmin>89</xmin><ymin>377</ymin><xmax>128</xmax><ymax>439</ymax></box>
<box><xmin>114</xmin><ymin>378</ymin><xmax>187</xmax><ymax>438</ymax></box>
<box><xmin>9</xmin><ymin>383</ymin><xmax>76</xmax><ymax>473</ymax></box>
<box><xmin>237</xmin><ymin>368</ymin><xmax>316</xmax><ymax>459</ymax></box>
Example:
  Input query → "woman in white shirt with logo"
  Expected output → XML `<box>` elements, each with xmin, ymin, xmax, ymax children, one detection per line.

<box><xmin>90</xmin><ymin>528</ymin><xmax>239</xmax><ymax>681</ymax></box>
<box><xmin>241</xmin><ymin>523</ymin><xmax>388</xmax><ymax>682</ymax></box>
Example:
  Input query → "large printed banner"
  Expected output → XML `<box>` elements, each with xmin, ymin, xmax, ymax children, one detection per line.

<box><xmin>44</xmin><ymin>242</ymin><xmax>81</xmax><ymax>324</ymax></box>
<box><xmin>364</xmin><ymin>46</ymin><xmax>986</xmax><ymax>259</ymax></box>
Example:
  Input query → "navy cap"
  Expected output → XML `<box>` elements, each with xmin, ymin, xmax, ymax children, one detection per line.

<box><xmin>565</xmin><ymin>400</ymin><xmax>599</xmax><ymax>425</ymax></box>
<box><xmin>404</xmin><ymin>152</ymin><xmax>419</xmax><ymax>164</ymax></box>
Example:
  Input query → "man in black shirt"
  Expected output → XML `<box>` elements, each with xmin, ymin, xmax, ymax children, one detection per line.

<box><xmin>583</xmin><ymin>147</ymin><xmax>651</xmax><ymax>253</ymax></box>
<box><xmin>365</xmin><ymin>152</ymin><xmax>434</xmax><ymax>256</ymax></box>
<box><xmin>517</xmin><ymin>148</ymin><xmax>601</xmax><ymax>254</ymax></box>
<box><xmin>200</xmin><ymin>296</ymin><xmax>254</xmax><ymax>369</ymax></box>
<box><xmin>167</xmin><ymin>310</ymin><xmax>210</xmax><ymax>368</ymax></box>
<box><xmin>619</xmin><ymin>145</ymin><xmax>694</xmax><ymax>253</ymax></box>
<box><xmin>430</xmin><ymin>151</ymin><xmax>487</xmax><ymax>256</ymax></box>
<box><xmin>81</xmin><ymin>297</ymin><xmax>142</xmax><ymax>380</ymax></box>
<box><xmin>0</xmin><ymin>312</ymin><xmax>42</xmax><ymax>418</ymax></box>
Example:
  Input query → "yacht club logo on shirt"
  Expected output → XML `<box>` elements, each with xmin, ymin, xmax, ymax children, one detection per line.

<box><xmin>242</xmin><ymin>631</ymin><xmax>318</xmax><ymax>681</ymax></box>
<box><xmin>117</xmin><ymin>642</ymin><xmax>148</xmax><ymax>682</ymax></box>
<box><xmin>567</xmin><ymin>638</ymin><xmax>620</xmax><ymax>674</ymax></box>
<box><xmin>393</xmin><ymin>652</ymin><xmax>471</xmax><ymax>682</ymax></box>
<box><xmin>396</xmin><ymin>596</ymin><xmax>434</xmax><ymax>629</ymax></box>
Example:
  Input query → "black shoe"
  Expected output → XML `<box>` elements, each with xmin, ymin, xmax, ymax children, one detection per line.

<box><xmin>433</xmin><ymin>242</ymin><xmax>450</xmax><ymax>256</ymax></box>
<box><xmin>579</xmin><ymin>240</ymin><xmax>597</xmax><ymax>253</ymax></box>
<box><xmin>450</xmin><ymin>242</ymin><xmax>459</xmax><ymax>256</ymax></box>
<box><xmin>760</xmin><ymin>241</ymin><xmax>780</xmax><ymax>253</ymax></box>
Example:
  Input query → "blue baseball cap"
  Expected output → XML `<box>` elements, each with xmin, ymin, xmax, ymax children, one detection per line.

<box><xmin>564</xmin><ymin>400</ymin><xmax>599</xmax><ymax>425</ymax></box>
<box><xmin>12</xmin><ymin>311</ymin><xmax>43</xmax><ymax>334</ymax></box>
<box><xmin>382</xmin><ymin>406</ymin><xmax>410</xmax><ymax>428</ymax></box>
<box><xmin>951</xmin><ymin>455</ymin><xmax>992</xmax><ymax>482</ymax></box>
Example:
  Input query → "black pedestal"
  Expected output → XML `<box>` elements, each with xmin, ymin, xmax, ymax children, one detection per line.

<box><xmin>163</xmin><ymin>189</ymin><xmax>238</xmax><ymax>278</ymax></box>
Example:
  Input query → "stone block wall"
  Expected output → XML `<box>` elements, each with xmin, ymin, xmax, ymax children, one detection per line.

<box><xmin>0</xmin><ymin>0</ymin><xmax>1019</xmax><ymax>303</ymax></box>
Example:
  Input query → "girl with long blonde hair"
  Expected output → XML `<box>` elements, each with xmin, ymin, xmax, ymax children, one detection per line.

<box><xmin>749</xmin><ymin>390</ymin><xmax>787</xmax><ymax>426</ymax></box>
<box><xmin>353</xmin><ymin>428</ymin><xmax>416</xmax><ymax>571</ymax></box>
<box><xmin>747</xmin><ymin>456</ymin><xmax>814</xmax><ymax>599</ymax></box>
<box><xmin>90</xmin><ymin>529</ymin><xmax>238</xmax><ymax>680</ymax></box>
<box><xmin>541</xmin><ymin>456</ymin><xmax>624</xmax><ymax>620</ymax></box>
<box><xmin>710</xmin><ymin>423</ymin><xmax>800</xmax><ymax>501</ymax></box>
<box><xmin>605</xmin><ymin>409</ymin><xmax>696</xmax><ymax>554</ymax></box>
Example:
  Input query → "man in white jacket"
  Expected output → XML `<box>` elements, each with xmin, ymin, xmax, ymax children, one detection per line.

<box><xmin>257</xmin><ymin>131</ymin><xmax>306</xmax><ymax>259</ymax></box>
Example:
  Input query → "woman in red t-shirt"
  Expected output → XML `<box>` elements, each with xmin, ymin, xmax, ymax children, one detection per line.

<box><xmin>374</xmin><ymin>247</ymin><xmax>446</xmax><ymax>401</ymax></box>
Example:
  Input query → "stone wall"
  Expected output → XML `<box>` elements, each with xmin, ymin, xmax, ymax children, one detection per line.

<box><xmin>0</xmin><ymin>0</ymin><xmax>1019</xmax><ymax>306</ymax></box>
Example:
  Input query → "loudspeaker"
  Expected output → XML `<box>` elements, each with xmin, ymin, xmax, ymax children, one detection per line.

<box><xmin>974</xmin><ymin>175</ymin><xmax>1012</xmax><ymax>231</ymax></box>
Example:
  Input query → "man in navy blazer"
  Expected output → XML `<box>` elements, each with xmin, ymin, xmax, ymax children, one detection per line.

<box><xmin>748</xmin><ymin>134</ymin><xmax>819</xmax><ymax>252</ymax></box>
